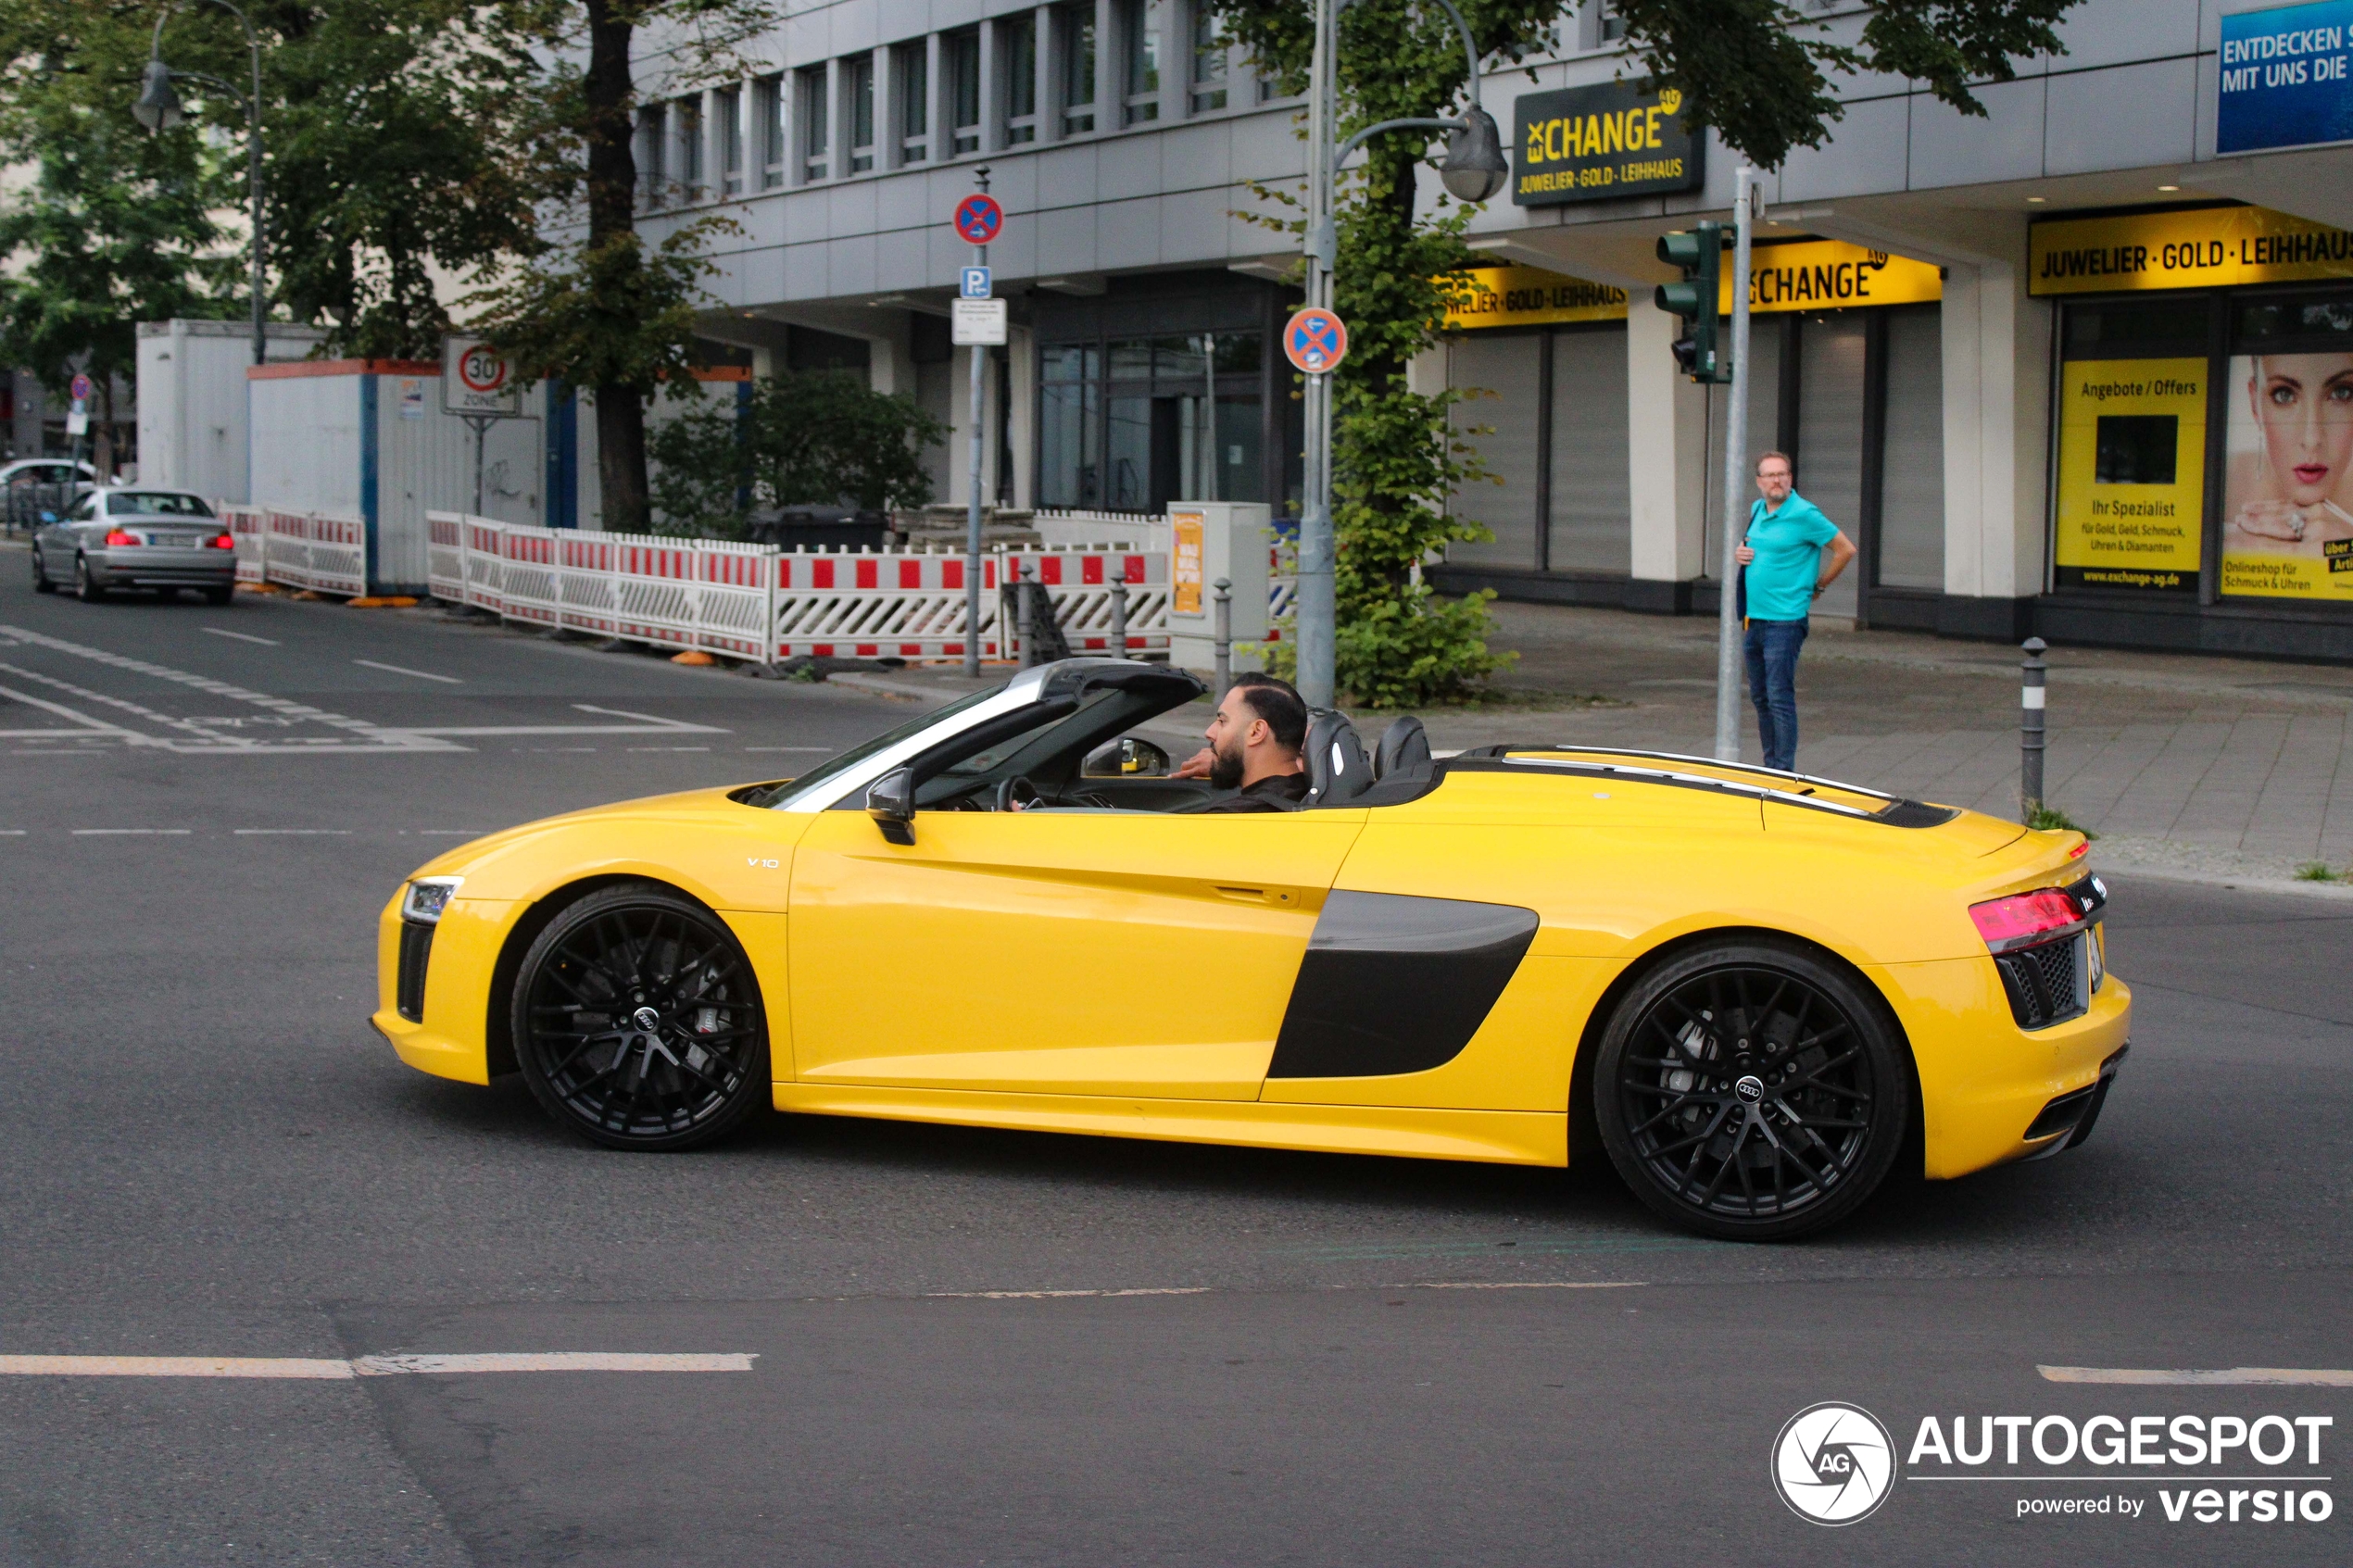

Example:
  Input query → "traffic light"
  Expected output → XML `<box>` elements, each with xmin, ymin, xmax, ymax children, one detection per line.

<box><xmin>1655</xmin><ymin>222</ymin><xmax>1729</xmax><ymax>383</ymax></box>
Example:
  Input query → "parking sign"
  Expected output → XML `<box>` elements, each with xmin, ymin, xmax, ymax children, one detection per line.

<box><xmin>960</xmin><ymin>266</ymin><xmax>992</xmax><ymax>299</ymax></box>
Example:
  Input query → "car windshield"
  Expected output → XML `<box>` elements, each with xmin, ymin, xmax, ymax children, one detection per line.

<box><xmin>111</xmin><ymin>492</ymin><xmax>213</xmax><ymax>518</ymax></box>
<box><xmin>762</xmin><ymin>682</ymin><xmax>1009</xmax><ymax>809</ymax></box>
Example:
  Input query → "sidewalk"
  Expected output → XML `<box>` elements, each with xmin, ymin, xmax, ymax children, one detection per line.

<box><xmin>837</xmin><ymin>599</ymin><xmax>2353</xmax><ymax>890</ymax></box>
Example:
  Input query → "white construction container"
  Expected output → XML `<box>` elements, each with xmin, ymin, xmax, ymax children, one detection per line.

<box><xmin>248</xmin><ymin>360</ymin><xmax>547</xmax><ymax>595</ymax></box>
<box><xmin>134</xmin><ymin>320</ymin><xmax>325</xmax><ymax>502</ymax></box>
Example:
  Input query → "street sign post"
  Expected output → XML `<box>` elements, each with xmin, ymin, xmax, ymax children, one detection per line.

<box><xmin>443</xmin><ymin>336</ymin><xmax>523</xmax><ymax>516</ymax></box>
<box><xmin>1283</xmin><ymin>308</ymin><xmax>1348</xmax><ymax>375</ymax></box>
<box><xmin>954</xmin><ymin>175</ymin><xmax>999</xmax><ymax>677</ymax></box>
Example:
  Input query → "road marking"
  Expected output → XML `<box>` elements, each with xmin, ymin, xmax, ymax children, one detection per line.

<box><xmin>0</xmin><ymin>1352</ymin><xmax>756</xmax><ymax>1379</ymax></box>
<box><xmin>390</xmin><ymin>704</ymin><xmax>728</xmax><ymax>738</ymax></box>
<box><xmin>0</xmin><ymin>830</ymin><xmax>24</xmax><ymax>835</ymax></box>
<box><xmin>201</xmin><ymin>627</ymin><xmax>280</xmax><ymax>646</ymax></box>
<box><xmin>354</xmin><ymin>659</ymin><xmax>461</xmax><ymax>684</ymax></box>
<box><xmin>923</xmin><ymin>1287</ymin><xmax>1214</xmax><ymax>1300</ymax></box>
<box><xmin>1394</xmin><ymin>1281</ymin><xmax>1645</xmax><ymax>1290</ymax></box>
<box><xmin>233</xmin><ymin>828</ymin><xmax>352</xmax><ymax>835</ymax></box>
<box><xmin>744</xmin><ymin>746</ymin><xmax>835</xmax><ymax>753</ymax></box>
<box><xmin>629</xmin><ymin>746</ymin><xmax>711</xmax><ymax>752</ymax></box>
<box><xmin>0</xmin><ymin>679</ymin><xmax>145</xmax><ymax>738</ymax></box>
<box><xmin>412</xmin><ymin>829</ymin><xmax>486</xmax><ymax>836</ymax></box>
<box><xmin>73</xmin><ymin>829</ymin><xmax>193</xmax><ymax>836</ymax></box>
<box><xmin>2041</xmin><ymin>1365</ymin><xmax>2353</xmax><ymax>1386</ymax></box>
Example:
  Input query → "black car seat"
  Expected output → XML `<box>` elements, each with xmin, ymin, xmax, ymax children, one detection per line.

<box><xmin>1302</xmin><ymin>710</ymin><xmax>1374</xmax><ymax>808</ymax></box>
<box><xmin>1372</xmin><ymin>715</ymin><xmax>1432</xmax><ymax>782</ymax></box>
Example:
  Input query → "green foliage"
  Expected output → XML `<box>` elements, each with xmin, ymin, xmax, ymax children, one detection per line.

<box><xmin>2295</xmin><ymin>860</ymin><xmax>2338</xmax><ymax>883</ymax></box>
<box><xmin>1608</xmin><ymin>0</ymin><xmax>2080</xmax><ymax>169</ymax></box>
<box><xmin>646</xmin><ymin>371</ymin><xmax>949</xmax><ymax>537</ymax></box>
<box><xmin>2025</xmin><ymin>803</ymin><xmax>2095</xmax><ymax>838</ymax></box>
<box><xmin>469</xmin><ymin>222</ymin><xmax>729</xmax><ymax>401</ymax></box>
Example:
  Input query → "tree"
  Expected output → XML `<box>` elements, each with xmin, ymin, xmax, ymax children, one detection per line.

<box><xmin>0</xmin><ymin>19</ymin><xmax>232</xmax><ymax>470</ymax></box>
<box><xmin>645</xmin><ymin>371</ymin><xmax>949</xmax><ymax>537</ymax></box>
<box><xmin>470</xmin><ymin>0</ymin><xmax>768</xmax><ymax>535</ymax></box>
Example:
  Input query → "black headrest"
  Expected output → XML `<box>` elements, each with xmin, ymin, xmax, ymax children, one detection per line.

<box><xmin>1302</xmin><ymin>710</ymin><xmax>1373</xmax><ymax>808</ymax></box>
<box><xmin>1372</xmin><ymin>716</ymin><xmax>1432</xmax><ymax>781</ymax></box>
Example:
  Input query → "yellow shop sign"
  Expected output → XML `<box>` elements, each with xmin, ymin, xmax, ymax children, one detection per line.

<box><xmin>2030</xmin><ymin>204</ymin><xmax>2353</xmax><ymax>295</ymax></box>
<box><xmin>1724</xmin><ymin>240</ymin><xmax>1944</xmax><ymax>315</ymax></box>
<box><xmin>1443</xmin><ymin>266</ymin><xmax>1629</xmax><ymax>330</ymax></box>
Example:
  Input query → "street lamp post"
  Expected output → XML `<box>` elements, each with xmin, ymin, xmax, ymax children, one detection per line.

<box><xmin>134</xmin><ymin>1</ymin><xmax>266</xmax><ymax>369</ymax></box>
<box><xmin>1294</xmin><ymin>0</ymin><xmax>1507</xmax><ymax>709</ymax></box>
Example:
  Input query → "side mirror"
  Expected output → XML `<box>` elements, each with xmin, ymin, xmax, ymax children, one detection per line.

<box><xmin>1083</xmin><ymin>735</ymin><xmax>1173</xmax><ymax>777</ymax></box>
<box><xmin>866</xmin><ymin>767</ymin><xmax>916</xmax><ymax>844</ymax></box>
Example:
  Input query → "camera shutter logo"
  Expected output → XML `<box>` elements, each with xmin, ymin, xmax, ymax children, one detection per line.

<box><xmin>1772</xmin><ymin>1402</ymin><xmax>1897</xmax><ymax>1525</ymax></box>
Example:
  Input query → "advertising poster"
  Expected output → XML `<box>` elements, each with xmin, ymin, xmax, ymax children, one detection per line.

<box><xmin>2221</xmin><ymin>348</ymin><xmax>2353</xmax><ymax>598</ymax></box>
<box><xmin>2218</xmin><ymin>0</ymin><xmax>2353</xmax><ymax>154</ymax></box>
<box><xmin>2053</xmin><ymin>358</ymin><xmax>2207</xmax><ymax>592</ymax></box>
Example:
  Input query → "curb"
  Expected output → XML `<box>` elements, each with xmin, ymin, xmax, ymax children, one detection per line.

<box><xmin>2089</xmin><ymin>859</ymin><xmax>2353</xmax><ymax>900</ymax></box>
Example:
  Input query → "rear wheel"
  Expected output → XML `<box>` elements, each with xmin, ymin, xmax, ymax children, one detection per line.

<box><xmin>73</xmin><ymin>555</ymin><xmax>105</xmax><ymax>602</ymax></box>
<box><xmin>1593</xmin><ymin>939</ymin><xmax>1910</xmax><ymax>1241</ymax></box>
<box><xmin>510</xmin><ymin>884</ymin><xmax>770</xmax><ymax>1151</ymax></box>
<box><xmin>31</xmin><ymin>546</ymin><xmax>55</xmax><ymax>592</ymax></box>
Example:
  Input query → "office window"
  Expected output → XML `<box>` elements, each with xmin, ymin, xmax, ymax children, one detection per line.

<box><xmin>946</xmin><ymin>30</ymin><xmax>981</xmax><ymax>155</ymax></box>
<box><xmin>637</xmin><ymin>104</ymin><xmax>667</xmax><ymax>207</ymax></box>
<box><xmin>1003</xmin><ymin>14</ymin><xmax>1038</xmax><ymax>144</ymax></box>
<box><xmin>798</xmin><ymin>68</ymin><xmax>828</xmax><ymax>181</ymax></box>
<box><xmin>1599</xmin><ymin>1</ymin><xmax>1628</xmax><ymax>44</ymax></box>
<box><xmin>848</xmin><ymin>56</ymin><xmax>875</xmax><ymax>172</ymax></box>
<box><xmin>1190</xmin><ymin>5</ymin><xmax>1226</xmax><ymax>112</ymax></box>
<box><xmin>755</xmin><ymin>76</ymin><xmax>785</xmax><ymax>188</ymax></box>
<box><xmin>677</xmin><ymin>95</ymin><xmax>703</xmax><ymax>197</ymax></box>
<box><xmin>1123</xmin><ymin>0</ymin><xmax>1162</xmax><ymax>125</ymax></box>
<box><xmin>1058</xmin><ymin>5</ymin><xmax>1095</xmax><ymax>133</ymax></box>
<box><xmin>719</xmin><ymin>87</ymin><xmax>743</xmax><ymax>194</ymax></box>
<box><xmin>900</xmin><ymin>44</ymin><xmax>929</xmax><ymax>163</ymax></box>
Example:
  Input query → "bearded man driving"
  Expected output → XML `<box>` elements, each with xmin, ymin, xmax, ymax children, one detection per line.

<box><xmin>1172</xmin><ymin>672</ymin><xmax>1311</xmax><ymax>812</ymax></box>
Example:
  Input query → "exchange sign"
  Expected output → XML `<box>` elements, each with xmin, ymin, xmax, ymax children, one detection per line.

<box><xmin>1512</xmin><ymin>79</ymin><xmax>1701</xmax><ymax>207</ymax></box>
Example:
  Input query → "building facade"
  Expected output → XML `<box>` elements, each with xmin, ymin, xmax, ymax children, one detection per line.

<box><xmin>629</xmin><ymin>0</ymin><xmax>2353</xmax><ymax>660</ymax></box>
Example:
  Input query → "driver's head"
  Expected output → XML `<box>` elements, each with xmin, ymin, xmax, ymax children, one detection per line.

<box><xmin>1204</xmin><ymin>673</ymin><xmax>1308</xmax><ymax>790</ymax></box>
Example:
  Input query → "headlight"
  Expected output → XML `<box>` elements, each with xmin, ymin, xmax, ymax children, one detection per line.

<box><xmin>400</xmin><ymin>876</ymin><xmax>463</xmax><ymax>923</ymax></box>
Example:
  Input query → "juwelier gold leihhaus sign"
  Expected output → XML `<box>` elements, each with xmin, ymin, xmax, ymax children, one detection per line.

<box><xmin>1442</xmin><ymin>266</ymin><xmax>1628</xmax><ymax>330</ymax></box>
<box><xmin>1513</xmin><ymin>81</ymin><xmax>1702</xmax><ymax>206</ymax></box>
<box><xmin>2029</xmin><ymin>204</ymin><xmax>2353</xmax><ymax>295</ymax></box>
<box><xmin>1721</xmin><ymin>239</ymin><xmax>1944</xmax><ymax>314</ymax></box>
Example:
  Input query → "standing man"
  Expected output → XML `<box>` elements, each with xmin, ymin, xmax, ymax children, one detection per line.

<box><xmin>1733</xmin><ymin>451</ymin><xmax>1856</xmax><ymax>773</ymax></box>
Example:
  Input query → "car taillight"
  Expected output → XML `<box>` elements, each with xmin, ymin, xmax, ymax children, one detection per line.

<box><xmin>1969</xmin><ymin>888</ymin><xmax>2082</xmax><ymax>951</ymax></box>
<box><xmin>210</xmin><ymin>533</ymin><xmax>236</xmax><ymax>549</ymax></box>
<box><xmin>104</xmin><ymin>529</ymin><xmax>138</xmax><ymax>546</ymax></box>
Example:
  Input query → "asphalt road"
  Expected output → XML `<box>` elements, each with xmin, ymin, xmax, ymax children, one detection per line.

<box><xmin>0</xmin><ymin>573</ymin><xmax>2347</xmax><ymax>1566</ymax></box>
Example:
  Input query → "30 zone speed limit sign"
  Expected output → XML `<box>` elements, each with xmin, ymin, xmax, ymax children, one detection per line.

<box><xmin>443</xmin><ymin>336</ymin><xmax>521</xmax><ymax>417</ymax></box>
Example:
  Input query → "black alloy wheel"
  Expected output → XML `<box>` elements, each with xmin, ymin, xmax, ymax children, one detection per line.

<box><xmin>1593</xmin><ymin>940</ymin><xmax>1909</xmax><ymax>1241</ymax></box>
<box><xmin>73</xmin><ymin>555</ymin><xmax>105</xmax><ymax>602</ymax></box>
<box><xmin>31</xmin><ymin>546</ymin><xmax>55</xmax><ymax>592</ymax></box>
<box><xmin>511</xmin><ymin>883</ymin><xmax>770</xmax><ymax>1151</ymax></box>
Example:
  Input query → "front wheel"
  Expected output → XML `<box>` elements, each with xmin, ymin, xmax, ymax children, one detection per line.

<box><xmin>510</xmin><ymin>883</ymin><xmax>771</xmax><ymax>1151</ymax></box>
<box><xmin>1592</xmin><ymin>939</ymin><xmax>1910</xmax><ymax>1241</ymax></box>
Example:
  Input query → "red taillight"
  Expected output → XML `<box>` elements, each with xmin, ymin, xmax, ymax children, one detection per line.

<box><xmin>210</xmin><ymin>533</ymin><xmax>236</xmax><ymax>550</ymax></box>
<box><xmin>1969</xmin><ymin>888</ymin><xmax>2082</xmax><ymax>950</ymax></box>
<box><xmin>104</xmin><ymin>529</ymin><xmax>138</xmax><ymax>546</ymax></box>
<box><xmin>2068</xmin><ymin>840</ymin><xmax>2088</xmax><ymax>858</ymax></box>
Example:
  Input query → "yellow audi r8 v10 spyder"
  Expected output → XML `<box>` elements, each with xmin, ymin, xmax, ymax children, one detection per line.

<box><xmin>372</xmin><ymin>659</ymin><xmax>2129</xmax><ymax>1240</ymax></box>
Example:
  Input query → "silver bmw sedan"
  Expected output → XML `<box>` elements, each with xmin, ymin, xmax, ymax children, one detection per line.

<box><xmin>30</xmin><ymin>487</ymin><xmax>240</xmax><ymax>605</ymax></box>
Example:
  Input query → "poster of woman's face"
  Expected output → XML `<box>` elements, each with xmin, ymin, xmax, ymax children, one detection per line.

<box><xmin>2224</xmin><ymin>352</ymin><xmax>2353</xmax><ymax>554</ymax></box>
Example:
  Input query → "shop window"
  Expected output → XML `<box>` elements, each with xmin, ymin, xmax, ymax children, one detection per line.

<box><xmin>1122</xmin><ymin>0</ymin><xmax>1163</xmax><ymax>125</ymax></box>
<box><xmin>1797</xmin><ymin>313</ymin><xmax>1868</xmax><ymax>620</ymax></box>
<box><xmin>2053</xmin><ymin>299</ymin><xmax>2212</xmax><ymax>596</ymax></box>
<box><xmin>1003</xmin><ymin>14</ymin><xmax>1039</xmax><ymax>144</ymax></box>
<box><xmin>1446</xmin><ymin>332</ymin><xmax>1544</xmax><ymax>568</ymax></box>
<box><xmin>1549</xmin><ymin>327</ymin><xmax>1630</xmax><ymax>573</ymax></box>
<box><xmin>848</xmin><ymin>57</ymin><xmax>875</xmax><ymax>173</ymax></box>
<box><xmin>1876</xmin><ymin>306</ymin><xmax>1945</xmax><ymax>592</ymax></box>
<box><xmin>947</xmin><ymin>29</ymin><xmax>982</xmax><ymax>155</ymax></box>
<box><xmin>1701</xmin><ymin>323</ymin><xmax>1782</xmax><ymax>579</ymax></box>
<box><xmin>1190</xmin><ymin>6</ymin><xmax>1227</xmax><ymax>113</ymax></box>
<box><xmin>1038</xmin><ymin>324</ymin><xmax>1268</xmax><ymax>511</ymax></box>
<box><xmin>798</xmin><ymin>68</ymin><xmax>829</xmax><ymax>182</ymax></box>
<box><xmin>719</xmin><ymin>87</ymin><xmax>743</xmax><ymax>195</ymax></box>
<box><xmin>900</xmin><ymin>45</ymin><xmax>930</xmax><ymax>164</ymax></box>
<box><xmin>755</xmin><ymin>76</ymin><xmax>785</xmax><ymax>189</ymax></box>
<box><xmin>1059</xmin><ymin>5</ymin><xmax>1097</xmax><ymax>133</ymax></box>
<box><xmin>2221</xmin><ymin>290</ymin><xmax>2353</xmax><ymax>602</ymax></box>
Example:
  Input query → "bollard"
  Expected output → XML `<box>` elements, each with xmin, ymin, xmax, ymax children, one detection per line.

<box><xmin>1213</xmin><ymin>576</ymin><xmax>1232</xmax><ymax>698</ymax></box>
<box><xmin>1014</xmin><ymin>563</ymin><xmax>1035</xmax><ymax>670</ymax></box>
<box><xmin>1107</xmin><ymin>569</ymin><xmax>1129</xmax><ymax>660</ymax></box>
<box><xmin>2020</xmin><ymin>636</ymin><xmax>2047</xmax><ymax>823</ymax></box>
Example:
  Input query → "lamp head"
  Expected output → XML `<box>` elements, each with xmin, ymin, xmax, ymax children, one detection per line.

<box><xmin>1439</xmin><ymin>106</ymin><xmax>1508</xmax><ymax>203</ymax></box>
<box><xmin>132</xmin><ymin>59</ymin><xmax>183</xmax><ymax>132</ymax></box>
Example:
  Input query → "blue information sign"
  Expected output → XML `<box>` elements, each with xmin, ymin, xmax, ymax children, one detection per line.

<box><xmin>960</xmin><ymin>266</ymin><xmax>992</xmax><ymax>299</ymax></box>
<box><xmin>2220</xmin><ymin>0</ymin><xmax>2353</xmax><ymax>154</ymax></box>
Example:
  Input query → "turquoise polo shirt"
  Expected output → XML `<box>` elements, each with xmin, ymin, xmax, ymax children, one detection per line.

<box><xmin>1743</xmin><ymin>493</ymin><xmax>1839</xmax><ymax>621</ymax></box>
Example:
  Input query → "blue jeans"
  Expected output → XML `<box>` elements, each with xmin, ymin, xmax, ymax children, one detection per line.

<box><xmin>1743</xmin><ymin>619</ymin><xmax>1808</xmax><ymax>772</ymax></box>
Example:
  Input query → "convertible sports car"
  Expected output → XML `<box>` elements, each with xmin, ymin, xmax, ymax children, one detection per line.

<box><xmin>372</xmin><ymin>658</ymin><xmax>2130</xmax><ymax>1240</ymax></box>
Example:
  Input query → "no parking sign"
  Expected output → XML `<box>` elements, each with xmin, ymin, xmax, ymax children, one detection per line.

<box><xmin>953</xmin><ymin>194</ymin><xmax>1002</xmax><ymax>245</ymax></box>
<box><xmin>1283</xmin><ymin>308</ymin><xmax>1348</xmax><ymax>374</ymax></box>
